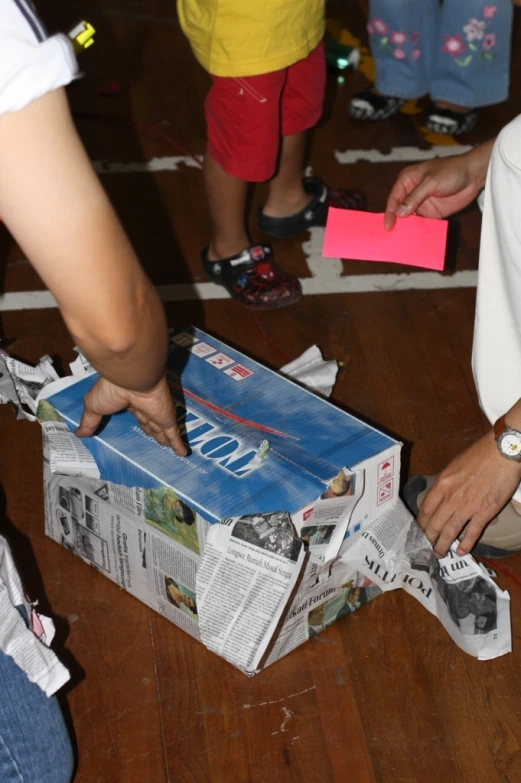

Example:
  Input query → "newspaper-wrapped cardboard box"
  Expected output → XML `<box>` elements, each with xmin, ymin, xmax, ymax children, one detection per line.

<box><xmin>36</xmin><ymin>330</ymin><xmax>399</xmax><ymax>656</ymax></box>
<box><xmin>26</xmin><ymin>329</ymin><xmax>510</xmax><ymax>672</ymax></box>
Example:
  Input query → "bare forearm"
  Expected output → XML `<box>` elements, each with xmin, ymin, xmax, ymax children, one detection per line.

<box><xmin>51</xmin><ymin>197</ymin><xmax>169</xmax><ymax>392</ymax></box>
<box><xmin>0</xmin><ymin>88</ymin><xmax>168</xmax><ymax>392</ymax></box>
<box><xmin>467</xmin><ymin>138</ymin><xmax>495</xmax><ymax>190</ymax></box>
<box><xmin>65</xmin><ymin>273</ymin><xmax>169</xmax><ymax>393</ymax></box>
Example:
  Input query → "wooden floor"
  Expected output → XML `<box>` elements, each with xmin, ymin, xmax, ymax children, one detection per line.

<box><xmin>2</xmin><ymin>2</ymin><xmax>521</xmax><ymax>781</ymax></box>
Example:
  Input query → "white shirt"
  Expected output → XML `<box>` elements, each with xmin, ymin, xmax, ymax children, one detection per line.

<box><xmin>0</xmin><ymin>0</ymin><xmax>78</xmax><ymax>695</ymax></box>
<box><xmin>0</xmin><ymin>0</ymin><xmax>78</xmax><ymax>115</ymax></box>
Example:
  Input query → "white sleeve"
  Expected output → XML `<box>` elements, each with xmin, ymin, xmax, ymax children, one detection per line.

<box><xmin>0</xmin><ymin>0</ymin><xmax>79</xmax><ymax>116</ymax></box>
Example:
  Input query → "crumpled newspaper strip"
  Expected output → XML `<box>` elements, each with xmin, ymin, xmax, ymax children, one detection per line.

<box><xmin>0</xmin><ymin>538</ymin><xmax>70</xmax><ymax>696</ymax></box>
<box><xmin>197</xmin><ymin>495</ymin><xmax>511</xmax><ymax>673</ymax></box>
<box><xmin>0</xmin><ymin>354</ymin><xmax>100</xmax><ymax>477</ymax></box>
<box><xmin>280</xmin><ymin>345</ymin><xmax>339</xmax><ymax>399</ymax></box>
<box><xmin>0</xmin><ymin>354</ymin><xmax>58</xmax><ymax>421</ymax></box>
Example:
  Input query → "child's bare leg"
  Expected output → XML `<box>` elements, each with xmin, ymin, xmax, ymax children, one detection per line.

<box><xmin>263</xmin><ymin>132</ymin><xmax>310</xmax><ymax>218</ymax></box>
<box><xmin>204</xmin><ymin>152</ymin><xmax>249</xmax><ymax>261</ymax></box>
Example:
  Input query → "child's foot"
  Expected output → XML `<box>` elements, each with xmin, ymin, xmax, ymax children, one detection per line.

<box><xmin>201</xmin><ymin>244</ymin><xmax>301</xmax><ymax>310</ymax></box>
<box><xmin>348</xmin><ymin>88</ymin><xmax>406</xmax><ymax>121</ymax></box>
<box><xmin>425</xmin><ymin>102</ymin><xmax>477</xmax><ymax>136</ymax></box>
<box><xmin>257</xmin><ymin>177</ymin><xmax>366</xmax><ymax>240</ymax></box>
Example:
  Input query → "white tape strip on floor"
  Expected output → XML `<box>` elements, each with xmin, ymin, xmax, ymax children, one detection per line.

<box><xmin>0</xmin><ymin>238</ymin><xmax>478</xmax><ymax>315</ymax></box>
<box><xmin>92</xmin><ymin>145</ymin><xmax>472</xmax><ymax>174</ymax></box>
<box><xmin>93</xmin><ymin>156</ymin><xmax>202</xmax><ymax>174</ymax></box>
<box><xmin>154</xmin><ymin>269</ymin><xmax>477</xmax><ymax>302</ymax></box>
<box><xmin>334</xmin><ymin>145</ymin><xmax>473</xmax><ymax>165</ymax></box>
<box><xmin>0</xmin><ymin>270</ymin><xmax>478</xmax><ymax>310</ymax></box>
<box><xmin>0</xmin><ymin>290</ymin><xmax>58</xmax><ymax>311</ymax></box>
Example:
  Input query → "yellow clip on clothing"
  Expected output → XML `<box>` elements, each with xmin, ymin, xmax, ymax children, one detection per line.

<box><xmin>177</xmin><ymin>0</ymin><xmax>325</xmax><ymax>77</ymax></box>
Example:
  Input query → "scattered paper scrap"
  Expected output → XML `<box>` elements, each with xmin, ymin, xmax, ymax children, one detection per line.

<box><xmin>323</xmin><ymin>208</ymin><xmax>448</xmax><ymax>271</ymax></box>
<box><xmin>0</xmin><ymin>354</ymin><xmax>58</xmax><ymax>421</ymax></box>
<box><xmin>280</xmin><ymin>345</ymin><xmax>339</xmax><ymax>398</ymax></box>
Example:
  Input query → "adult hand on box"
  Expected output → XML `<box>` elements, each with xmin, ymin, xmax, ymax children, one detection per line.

<box><xmin>418</xmin><ymin>431</ymin><xmax>521</xmax><ymax>558</ymax></box>
<box><xmin>75</xmin><ymin>375</ymin><xmax>188</xmax><ymax>456</ymax></box>
<box><xmin>383</xmin><ymin>140</ymin><xmax>494</xmax><ymax>231</ymax></box>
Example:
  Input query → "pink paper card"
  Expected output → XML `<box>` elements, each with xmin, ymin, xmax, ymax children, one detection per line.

<box><xmin>322</xmin><ymin>208</ymin><xmax>448</xmax><ymax>271</ymax></box>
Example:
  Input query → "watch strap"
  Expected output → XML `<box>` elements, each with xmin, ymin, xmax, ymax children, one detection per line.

<box><xmin>494</xmin><ymin>415</ymin><xmax>507</xmax><ymax>439</ymax></box>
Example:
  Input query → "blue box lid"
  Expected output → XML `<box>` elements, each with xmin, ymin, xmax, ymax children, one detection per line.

<box><xmin>44</xmin><ymin>329</ymin><xmax>397</xmax><ymax>522</ymax></box>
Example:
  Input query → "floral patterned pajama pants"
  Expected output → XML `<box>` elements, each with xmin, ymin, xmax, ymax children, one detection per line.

<box><xmin>367</xmin><ymin>0</ymin><xmax>513</xmax><ymax>108</ymax></box>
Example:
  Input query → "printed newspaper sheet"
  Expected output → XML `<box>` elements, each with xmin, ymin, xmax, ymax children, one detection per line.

<box><xmin>196</xmin><ymin>511</ymin><xmax>305</xmax><ymax>673</ymax></box>
<box><xmin>43</xmin><ymin>461</ymin><xmax>207</xmax><ymax>643</ymax></box>
<box><xmin>196</xmin><ymin>475</ymin><xmax>511</xmax><ymax>672</ymax></box>
<box><xmin>349</xmin><ymin>501</ymin><xmax>511</xmax><ymax>660</ymax></box>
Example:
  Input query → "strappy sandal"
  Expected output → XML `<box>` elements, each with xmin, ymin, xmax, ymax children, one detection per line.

<box><xmin>348</xmin><ymin>89</ymin><xmax>406</xmax><ymax>121</ymax></box>
<box><xmin>201</xmin><ymin>243</ymin><xmax>301</xmax><ymax>310</ymax></box>
<box><xmin>425</xmin><ymin>103</ymin><xmax>477</xmax><ymax>136</ymax></box>
<box><xmin>257</xmin><ymin>176</ymin><xmax>366</xmax><ymax>240</ymax></box>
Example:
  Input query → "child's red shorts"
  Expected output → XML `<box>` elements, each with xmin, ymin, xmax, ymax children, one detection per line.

<box><xmin>205</xmin><ymin>42</ymin><xmax>326</xmax><ymax>182</ymax></box>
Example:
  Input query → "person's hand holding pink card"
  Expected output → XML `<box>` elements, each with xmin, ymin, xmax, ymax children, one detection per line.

<box><xmin>323</xmin><ymin>149</ymin><xmax>493</xmax><ymax>272</ymax></box>
<box><xmin>322</xmin><ymin>208</ymin><xmax>448</xmax><ymax>271</ymax></box>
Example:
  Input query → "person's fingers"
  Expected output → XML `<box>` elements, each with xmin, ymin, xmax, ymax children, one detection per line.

<box><xmin>417</xmin><ymin>481</ymin><xmax>444</xmax><ymax>535</ymax></box>
<box><xmin>456</xmin><ymin>514</ymin><xmax>490</xmax><ymax>556</ymax></box>
<box><xmin>147</xmin><ymin>418</ymin><xmax>163</xmax><ymax>433</ymax></box>
<box><xmin>146</xmin><ymin>419</ymin><xmax>170</xmax><ymax>446</ymax></box>
<box><xmin>141</xmin><ymin>422</ymin><xmax>154</xmax><ymax>437</ymax></box>
<box><xmin>132</xmin><ymin>409</ymin><xmax>150</xmax><ymax>428</ymax></box>
<box><xmin>164</xmin><ymin>425</ymin><xmax>188</xmax><ymax>457</ymax></box>
<box><xmin>131</xmin><ymin>407</ymin><xmax>187</xmax><ymax>455</ymax></box>
<box><xmin>153</xmin><ymin>430</ymin><xmax>169</xmax><ymax>446</ymax></box>
<box><xmin>384</xmin><ymin>177</ymin><xmax>411</xmax><ymax>231</ymax></box>
<box><xmin>432</xmin><ymin>512</ymin><xmax>468</xmax><ymax>558</ymax></box>
<box><xmin>133</xmin><ymin>411</ymin><xmax>146</xmax><ymax>423</ymax></box>
<box><xmin>386</xmin><ymin>175</ymin><xmax>443</xmax><ymax>234</ymax></box>
<box><xmin>421</xmin><ymin>520</ymin><xmax>441</xmax><ymax>547</ymax></box>
<box><xmin>383</xmin><ymin>203</ymin><xmax>397</xmax><ymax>231</ymax></box>
<box><xmin>75</xmin><ymin>405</ymin><xmax>103</xmax><ymax>438</ymax></box>
<box><xmin>420</xmin><ymin>498</ymin><xmax>450</xmax><ymax>548</ymax></box>
<box><xmin>148</xmin><ymin>421</ymin><xmax>187</xmax><ymax>454</ymax></box>
<box><xmin>133</xmin><ymin>413</ymin><xmax>153</xmax><ymax>437</ymax></box>
<box><xmin>396</xmin><ymin>176</ymin><xmax>440</xmax><ymax>218</ymax></box>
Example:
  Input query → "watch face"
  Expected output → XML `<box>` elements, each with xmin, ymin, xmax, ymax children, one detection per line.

<box><xmin>500</xmin><ymin>432</ymin><xmax>521</xmax><ymax>458</ymax></box>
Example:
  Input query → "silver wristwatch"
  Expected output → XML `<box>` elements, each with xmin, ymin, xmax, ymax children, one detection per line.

<box><xmin>494</xmin><ymin>415</ymin><xmax>521</xmax><ymax>462</ymax></box>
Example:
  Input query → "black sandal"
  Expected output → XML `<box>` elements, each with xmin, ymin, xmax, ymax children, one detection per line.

<box><xmin>257</xmin><ymin>176</ymin><xmax>366</xmax><ymax>240</ymax></box>
<box><xmin>348</xmin><ymin>89</ymin><xmax>406</xmax><ymax>121</ymax></box>
<box><xmin>201</xmin><ymin>244</ymin><xmax>301</xmax><ymax>310</ymax></box>
<box><xmin>425</xmin><ymin>103</ymin><xmax>477</xmax><ymax>136</ymax></box>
